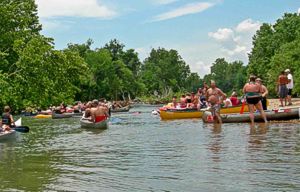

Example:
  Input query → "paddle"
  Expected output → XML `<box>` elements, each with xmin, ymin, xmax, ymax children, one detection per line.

<box><xmin>240</xmin><ymin>96</ymin><xmax>246</xmax><ymax>114</ymax></box>
<box><xmin>11</xmin><ymin>117</ymin><xmax>30</xmax><ymax>133</ymax></box>
<box><xmin>12</xmin><ymin>126</ymin><xmax>30</xmax><ymax>133</ymax></box>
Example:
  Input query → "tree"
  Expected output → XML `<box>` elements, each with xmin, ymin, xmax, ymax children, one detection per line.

<box><xmin>141</xmin><ymin>48</ymin><xmax>192</xmax><ymax>96</ymax></box>
<box><xmin>248</xmin><ymin>12</ymin><xmax>300</xmax><ymax>96</ymax></box>
<box><xmin>0</xmin><ymin>0</ymin><xmax>41</xmax><ymax>73</ymax></box>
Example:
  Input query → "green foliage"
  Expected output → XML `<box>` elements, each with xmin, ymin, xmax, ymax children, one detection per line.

<box><xmin>248</xmin><ymin>12</ymin><xmax>300</xmax><ymax>96</ymax></box>
<box><xmin>141</xmin><ymin>48</ymin><xmax>193</xmax><ymax>96</ymax></box>
<box><xmin>202</xmin><ymin>58</ymin><xmax>247</xmax><ymax>94</ymax></box>
<box><xmin>0</xmin><ymin>1</ymin><xmax>87</xmax><ymax>111</ymax></box>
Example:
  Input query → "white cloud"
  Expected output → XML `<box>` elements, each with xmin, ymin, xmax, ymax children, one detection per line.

<box><xmin>208</xmin><ymin>18</ymin><xmax>262</xmax><ymax>63</ymax></box>
<box><xmin>153</xmin><ymin>0</ymin><xmax>178</xmax><ymax>5</ymax></box>
<box><xmin>36</xmin><ymin>0</ymin><xmax>116</xmax><ymax>18</ymax></box>
<box><xmin>235</xmin><ymin>19</ymin><xmax>261</xmax><ymax>33</ymax></box>
<box><xmin>193</xmin><ymin>60</ymin><xmax>211</xmax><ymax>76</ymax></box>
<box><xmin>298</xmin><ymin>8</ymin><xmax>300</xmax><ymax>14</ymax></box>
<box><xmin>152</xmin><ymin>2</ymin><xmax>214</xmax><ymax>22</ymax></box>
<box><xmin>208</xmin><ymin>28</ymin><xmax>234</xmax><ymax>42</ymax></box>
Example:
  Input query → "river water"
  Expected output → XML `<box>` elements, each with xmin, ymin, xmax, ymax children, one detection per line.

<box><xmin>0</xmin><ymin>106</ymin><xmax>299</xmax><ymax>191</ymax></box>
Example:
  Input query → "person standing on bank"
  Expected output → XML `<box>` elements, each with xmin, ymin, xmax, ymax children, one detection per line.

<box><xmin>255</xmin><ymin>78</ymin><xmax>269</xmax><ymax>110</ymax></box>
<box><xmin>277</xmin><ymin>71</ymin><xmax>288</xmax><ymax>107</ymax></box>
<box><xmin>285</xmin><ymin>69</ymin><xmax>293</xmax><ymax>105</ymax></box>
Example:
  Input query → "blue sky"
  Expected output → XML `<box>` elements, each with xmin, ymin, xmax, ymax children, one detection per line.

<box><xmin>37</xmin><ymin>0</ymin><xmax>300</xmax><ymax>77</ymax></box>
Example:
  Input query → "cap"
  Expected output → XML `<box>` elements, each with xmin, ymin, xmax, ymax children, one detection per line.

<box><xmin>256</xmin><ymin>78</ymin><xmax>262</xmax><ymax>81</ymax></box>
<box><xmin>285</xmin><ymin>69</ymin><xmax>290</xmax><ymax>73</ymax></box>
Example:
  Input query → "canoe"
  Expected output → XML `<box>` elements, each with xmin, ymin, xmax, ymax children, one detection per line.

<box><xmin>111</xmin><ymin>106</ymin><xmax>130</xmax><ymax>113</ymax></box>
<box><xmin>52</xmin><ymin>112</ymin><xmax>73</xmax><ymax>119</ymax></box>
<box><xmin>72</xmin><ymin>112</ymin><xmax>84</xmax><ymax>117</ymax></box>
<box><xmin>0</xmin><ymin>118</ymin><xmax>22</xmax><ymax>141</ymax></box>
<box><xmin>34</xmin><ymin>114</ymin><xmax>52</xmax><ymax>119</ymax></box>
<box><xmin>0</xmin><ymin>130</ymin><xmax>16</xmax><ymax>141</ymax></box>
<box><xmin>22</xmin><ymin>112</ymin><xmax>38</xmax><ymax>116</ymax></box>
<box><xmin>80</xmin><ymin>118</ymin><xmax>109</xmax><ymax>129</ymax></box>
<box><xmin>202</xmin><ymin>108</ymin><xmax>299</xmax><ymax>123</ymax></box>
<box><xmin>159</xmin><ymin>105</ymin><xmax>249</xmax><ymax>120</ymax></box>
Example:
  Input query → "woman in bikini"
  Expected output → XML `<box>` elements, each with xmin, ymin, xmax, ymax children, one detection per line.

<box><xmin>243</xmin><ymin>75</ymin><xmax>267</xmax><ymax>124</ymax></box>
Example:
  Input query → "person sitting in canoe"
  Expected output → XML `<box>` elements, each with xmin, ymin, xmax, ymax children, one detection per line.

<box><xmin>197</xmin><ymin>89</ymin><xmax>207</xmax><ymax>108</ymax></box>
<box><xmin>223</xmin><ymin>96</ymin><xmax>233</xmax><ymax>108</ymax></box>
<box><xmin>60</xmin><ymin>102</ymin><xmax>67</xmax><ymax>113</ymax></box>
<box><xmin>206</xmin><ymin>80</ymin><xmax>226</xmax><ymax>123</ymax></box>
<box><xmin>230</xmin><ymin>91</ymin><xmax>240</xmax><ymax>106</ymax></box>
<box><xmin>99</xmin><ymin>98</ymin><xmax>111</xmax><ymax>116</ymax></box>
<box><xmin>83</xmin><ymin>101</ymin><xmax>92</xmax><ymax>118</ymax></box>
<box><xmin>169</xmin><ymin>96</ymin><xmax>179</xmax><ymax>108</ymax></box>
<box><xmin>179</xmin><ymin>95</ymin><xmax>187</xmax><ymax>108</ymax></box>
<box><xmin>243</xmin><ymin>75</ymin><xmax>267</xmax><ymax>124</ymax></box>
<box><xmin>0</xmin><ymin>106</ymin><xmax>15</xmax><ymax>131</ymax></box>
<box><xmin>90</xmin><ymin>100</ymin><xmax>109</xmax><ymax>123</ymax></box>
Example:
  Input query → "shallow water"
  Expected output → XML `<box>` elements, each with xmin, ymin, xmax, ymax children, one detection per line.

<box><xmin>0</xmin><ymin>106</ymin><xmax>299</xmax><ymax>191</ymax></box>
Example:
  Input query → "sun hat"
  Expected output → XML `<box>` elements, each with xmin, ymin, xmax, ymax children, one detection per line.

<box><xmin>285</xmin><ymin>69</ymin><xmax>290</xmax><ymax>73</ymax></box>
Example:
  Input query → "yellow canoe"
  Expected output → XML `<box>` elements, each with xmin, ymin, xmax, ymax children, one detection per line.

<box><xmin>33</xmin><ymin>114</ymin><xmax>52</xmax><ymax>119</ymax></box>
<box><xmin>159</xmin><ymin>105</ymin><xmax>249</xmax><ymax>120</ymax></box>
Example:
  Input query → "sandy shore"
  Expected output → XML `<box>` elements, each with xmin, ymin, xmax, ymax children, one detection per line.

<box><xmin>268</xmin><ymin>98</ymin><xmax>300</xmax><ymax>110</ymax></box>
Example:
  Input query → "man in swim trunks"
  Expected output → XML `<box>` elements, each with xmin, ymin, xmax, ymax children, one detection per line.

<box><xmin>243</xmin><ymin>75</ymin><xmax>267</xmax><ymax>124</ymax></box>
<box><xmin>206</xmin><ymin>80</ymin><xmax>226</xmax><ymax>123</ymax></box>
<box><xmin>90</xmin><ymin>100</ymin><xmax>109</xmax><ymax>123</ymax></box>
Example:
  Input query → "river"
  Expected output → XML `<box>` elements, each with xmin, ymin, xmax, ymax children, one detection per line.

<box><xmin>0</xmin><ymin>106</ymin><xmax>299</xmax><ymax>191</ymax></box>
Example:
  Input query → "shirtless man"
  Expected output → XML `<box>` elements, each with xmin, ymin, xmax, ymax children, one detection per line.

<box><xmin>90</xmin><ymin>100</ymin><xmax>109</xmax><ymax>123</ymax></box>
<box><xmin>206</xmin><ymin>80</ymin><xmax>226</xmax><ymax>123</ymax></box>
<box><xmin>243</xmin><ymin>75</ymin><xmax>267</xmax><ymax>124</ymax></box>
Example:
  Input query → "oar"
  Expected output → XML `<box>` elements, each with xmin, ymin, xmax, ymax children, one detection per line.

<box><xmin>12</xmin><ymin>126</ymin><xmax>30</xmax><ymax>133</ymax></box>
<box><xmin>11</xmin><ymin>118</ymin><xmax>29</xmax><ymax>133</ymax></box>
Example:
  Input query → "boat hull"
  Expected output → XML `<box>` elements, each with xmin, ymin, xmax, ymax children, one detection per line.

<box><xmin>34</xmin><ymin>114</ymin><xmax>52</xmax><ymax>119</ymax></box>
<box><xmin>202</xmin><ymin>108</ymin><xmax>299</xmax><ymax>123</ymax></box>
<box><xmin>80</xmin><ymin>118</ymin><xmax>109</xmax><ymax>129</ymax></box>
<box><xmin>0</xmin><ymin>130</ymin><xmax>17</xmax><ymax>141</ymax></box>
<box><xmin>160</xmin><ymin>105</ymin><xmax>249</xmax><ymax>120</ymax></box>
<box><xmin>52</xmin><ymin>113</ymin><xmax>73</xmax><ymax>119</ymax></box>
<box><xmin>111</xmin><ymin>106</ymin><xmax>130</xmax><ymax>113</ymax></box>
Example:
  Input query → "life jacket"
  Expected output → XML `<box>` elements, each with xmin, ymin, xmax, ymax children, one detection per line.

<box><xmin>2</xmin><ymin>113</ymin><xmax>11</xmax><ymax>126</ymax></box>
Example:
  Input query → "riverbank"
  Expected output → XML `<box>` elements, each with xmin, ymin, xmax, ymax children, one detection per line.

<box><xmin>268</xmin><ymin>98</ymin><xmax>300</xmax><ymax>110</ymax></box>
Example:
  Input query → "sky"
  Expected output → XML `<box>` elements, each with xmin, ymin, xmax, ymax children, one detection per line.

<box><xmin>36</xmin><ymin>0</ymin><xmax>300</xmax><ymax>77</ymax></box>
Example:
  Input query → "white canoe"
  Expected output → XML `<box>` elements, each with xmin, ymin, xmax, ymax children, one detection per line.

<box><xmin>80</xmin><ymin>118</ymin><xmax>109</xmax><ymax>129</ymax></box>
<box><xmin>0</xmin><ymin>118</ymin><xmax>21</xmax><ymax>141</ymax></box>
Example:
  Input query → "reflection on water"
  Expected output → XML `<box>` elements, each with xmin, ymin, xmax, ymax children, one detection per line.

<box><xmin>0</xmin><ymin>107</ymin><xmax>299</xmax><ymax>191</ymax></box>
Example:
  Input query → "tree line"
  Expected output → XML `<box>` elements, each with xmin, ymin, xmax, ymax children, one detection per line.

<box><xmin>0</xmin><ymin>0</ymin><xmax>298</xmax><ymax>111</ymax></box>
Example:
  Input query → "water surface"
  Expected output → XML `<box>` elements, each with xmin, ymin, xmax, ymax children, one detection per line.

<box><xmin>0</xmin><ymin>106</ymin><xmax>299</xmax><ymax>191</ymax></box>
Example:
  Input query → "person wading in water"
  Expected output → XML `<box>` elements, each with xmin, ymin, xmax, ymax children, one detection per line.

<box><xmin>243</xmin><ymin>75</ymin><xmax>267</xmax><ymax>124</ymax></box>
<box><xmin>206</xmin><ymin>80</ymin><xmax>226</xmax><ymax>124</ymax></box>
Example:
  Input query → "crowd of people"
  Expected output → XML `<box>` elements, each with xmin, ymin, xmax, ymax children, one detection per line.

<box><xmin>165</xmin><ymin>68</ymin><xmax>294</xmax><ymax>124</ymax></box>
